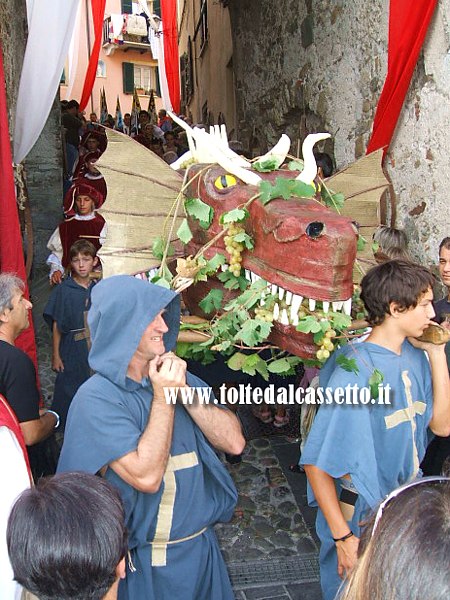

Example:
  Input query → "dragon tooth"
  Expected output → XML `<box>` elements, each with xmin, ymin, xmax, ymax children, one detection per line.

<box><xmin>222</xmin><ymin>264</ymin><xmax>229</xmax><ymax>272</ymax></box>
<box><xmin>308</xmin><ymin>298</ymin><xmax>316</xmax><ymax>311</ymax></box>
<box><xmin>291</xmin><ymin>309</ymin><xmax>299</xmax><ymax>326</ymax></box>
<box><xmin>278</xmin><ymin>288</ymin><xmax>285</xmax><ymax>301</ymax></box>
<box><xmin>343</xmin><ymin>298</ymin><xmax>352</xmax><ymax>316</ymax></box>
<box><xmin>245</xmin><ymin>269</ymin><xmax>250</xmax><ymax>279</ymax></box>
<box><xmin>322</xmin><ymin>301</ymin><xmax>330</xmax><ymax>313</ymax></box>
<box><xmin>273</xmin><ymin>303</ymin><xmax>280</xmax><ymax>320</ymax></box>
<box><xmin>271</xmin><ymin>284</ymin><xmax>278</xmax><ymax>296</ymax></box>
<box><xmin>285</xmin><ymin>291</ymin><xmax>293</xmax><ymax>305</ymax></box>
<box><xmin>332</xmin><ymin>301</ymin><xmax>344</xmax><ymax>312</ymax></box>
<box><xmin>281</xmin><ymin>308</ymin><xmax>289</xmax><ymax>325</ymax></box>
<box><xmin>291</xmin><ymin>295</ymin><xmax>303</xmax><ymax>313</ymax></box>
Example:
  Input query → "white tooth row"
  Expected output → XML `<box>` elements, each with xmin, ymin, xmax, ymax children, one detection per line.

<box><xmin>243</xmin><ymin>270</ymin><xmax>352</xmax><ymax>325</ymax></box>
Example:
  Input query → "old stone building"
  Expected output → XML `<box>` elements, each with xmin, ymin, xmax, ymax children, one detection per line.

<box><xmin>182</xmin><ymin>0</ymin><xmax>450</xmax><ymax>267</ymax></box>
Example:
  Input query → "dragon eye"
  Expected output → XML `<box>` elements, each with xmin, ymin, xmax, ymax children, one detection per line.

<box><xmin>214</xmin><ymin>174</ymin><xmax>237</xmax><ymax>191</ymax></box>
<box><xmin>306</xmin><ymin>222</ymin><xmax>325</xmax><ymax>238</ymax></box>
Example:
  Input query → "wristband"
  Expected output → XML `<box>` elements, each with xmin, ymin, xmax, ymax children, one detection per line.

<box><xmin>332</xmin><ymin>531</ymin><xmax>354</xmax><ymax>543</ymax></box>
<box><xmin>46</xmin><ymin>409</ymin><xmax>60</xmax><ymax>429</ymax></box>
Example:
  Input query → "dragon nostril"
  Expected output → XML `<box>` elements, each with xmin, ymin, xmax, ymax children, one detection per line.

<box><xmin>306</xmin><ymin>222</ymin><xmax>325</xmax><ymax>238</ymax></box>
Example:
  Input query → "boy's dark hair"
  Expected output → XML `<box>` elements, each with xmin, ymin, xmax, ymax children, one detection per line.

<box><xmin>439</xmin><ymin>237</ymin><xmax>450</xmax><ymax>254</ymax></box>
<box><xmin>7</xmin><ymin>472</ymin><xmax>127</xmax><ymax>600</ymax></box>
<box><xmin>66</xmin><ymin>99</ymin><xmax>79</xmax><ymax>110</ymax></box>
<box><xmin>69</xmin><ymin>239</ymin><xmax>97</xmax><ymax>260</ymax></box>
<box><xmin>314</xmin><ymin>152</ymin><xmax>334</xmax><ymax>178</ymax></box>
<box><xmin>360</xmin><ymin>260</ymin><xmax>434</xmax><ymax>326</ymax></box>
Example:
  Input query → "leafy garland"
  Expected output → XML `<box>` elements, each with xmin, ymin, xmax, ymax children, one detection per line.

<box><xmin>149</xmin><ymin>159</ymin><xmax>381</xmax><ymax>389</ymax></box>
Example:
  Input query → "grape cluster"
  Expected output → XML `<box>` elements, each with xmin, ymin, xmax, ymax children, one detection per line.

<box><xmin>316</xmin><ymin>329</ymin><xmax>336</xmax><ymax>361</ymax></box>
<box><xmin>254</xmin><ymin>306</ymin><xmax>274</xmax><ymax>323</ymax></box>
<box><xmin>224</xmin><ymin>222</ymin><xmax>245</xmax><ymax>276</ymax></box>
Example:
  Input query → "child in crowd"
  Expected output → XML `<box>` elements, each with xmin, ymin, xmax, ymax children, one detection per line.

<box><xmin>373</xmin><ymin>225</ymin><xmax>410</xmax><ymax>262</ymax></box>
<box><xmin>44</xmin><ymin>240</ymin><xmax>98</xmax><ymax>429</ymax></box>
<box><xmin>46</xmin><ymin>183</ymin><xmax>106</xmax><ymax>285</ymax></box>
<box><xmin>301</xmin><ymin>260</ymin><xmax>450</xmax><ymax>600</ymax></box>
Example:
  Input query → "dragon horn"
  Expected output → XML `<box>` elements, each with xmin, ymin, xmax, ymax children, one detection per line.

<box><xmin>296</xmin><ymin>132</ymin><xmax>331</xmax><ymax>184</ymax></box>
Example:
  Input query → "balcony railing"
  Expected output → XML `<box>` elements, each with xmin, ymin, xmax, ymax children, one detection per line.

<box><xmin>103</xmin><ymin>15</ymin><xmax>152</xmax><ymax>54</ymax></box>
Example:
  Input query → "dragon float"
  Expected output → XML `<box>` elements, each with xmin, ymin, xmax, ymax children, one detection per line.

<box><xmin>95</xmin><ymin>120</ymin><xmax>389</xmax><ymax>375</ymax></box>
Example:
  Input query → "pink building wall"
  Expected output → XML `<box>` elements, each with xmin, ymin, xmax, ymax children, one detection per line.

<box><xmin>60</xmin><ymin>0</ymin><xmax>164</xmax><ymax>117</ymax></box>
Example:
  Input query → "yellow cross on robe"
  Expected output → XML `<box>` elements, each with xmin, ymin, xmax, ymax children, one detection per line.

<box><xmin>384</xmin><ymin>371</ymin><xmax>426</xmax><ymax>477</ymax></box>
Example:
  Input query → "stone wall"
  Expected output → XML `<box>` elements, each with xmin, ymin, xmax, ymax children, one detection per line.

<box><xmin>0</xmin><ymin>0</ymin><xmax>63</xmax><ymax>269</ymax></box>
<box><xmin>227</xmin><ymin>0</ymin><xmax>449</xmax><ymax>268</ymax></box>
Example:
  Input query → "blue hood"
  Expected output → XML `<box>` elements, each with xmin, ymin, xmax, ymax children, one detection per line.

<box><xmin>87</xmin><ymin>275</ymin><xmax>180</xmax><ymax>388</ymax></box>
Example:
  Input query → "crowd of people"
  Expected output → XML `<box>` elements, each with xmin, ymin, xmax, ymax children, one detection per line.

<box><xmin>1</xmin><ymin>104</ymin><xmax>450</xmax><ymax>599</ymax></box>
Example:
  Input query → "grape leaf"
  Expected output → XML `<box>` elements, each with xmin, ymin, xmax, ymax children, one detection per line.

<box><xmin>288</xmin><ymin>159</ymin><xmax>304</xmax><ymax>171</ymax></box>
<box><xmin>177</xmin><ymin>219</ymin><xmax>193</xmax><ymax>244</ymax></box>
<box><xmin>199</xmin><ymin>289</ymin><xmax>223</xmax><ymax>314</ymax></box>
<box><xmin>289</xmin><ymin>180</ymin><xmax>316</xmax><ymax>198</ymax></box>
<box><xmin>321</xmin><ymin>188</ymin><xmax>345</xmax><ymax>211</ymax></box>
<box><xmin>253</xmin><ymin>158</ymin><xmax>279</xmax><ymax>172</ymax></box>
<box><xmin>267</xmin><ymin>358</ymin><xmax>292</xmax><ymax>374</ymax></box>
<box><xmin>227</xmin><ymin>352</ymin><xmax>248</xmax><ymax>371</ymax></box>
<box><xmin>296</xmin><ymin>316</ymin><xmax>322</xmax><ymax>334</ymax></box>
<box><xmin>233</xmin><ymin>231</ymin><xmax>254</xmax><ymax>250</ymax></box>
<box><xmin>328</xmin><ymin>311</ymin><xmax>352</xmax><ymax>330</ymax></box>
<box><xmin>221</xmin><ymin>208</ymin><xmax>249</xmax><ymax>224</ymax></box>
<box><xmin>336</xmin><ymin>354</ymin><xmax>359</xmax><ymax>374</ymax></box>
<box><xmin>368</xmin><ymin>368</ymin><xmax>384</xmax><ymax>399</ymax></box>
<box><xmin>185</xmin><ymin>197</ymin><xmax>213</xmax><ymax>229</ymax></box>
<box><xmin>357</xmin><ymin>235</ymin><xmax>367</xmax><ymax>251</ymax></box>
<box><xmin>152</xmin><ymin>237</ymin><xmax>173</xmax><ymax>260</ymax></box>
<box><xmin>244</xmin><ymin>353</ymin><xmax>269</xmax><ymax>380</ymax></box>
<box><xmin>234</xmin><ymin>319</ymin><xmax>272</xmax><ymax>346</ymax></box>
<box><xmin>206</xmin><ymin>253</ymin><xmax>227</xmax><ymax>271</ymax></box>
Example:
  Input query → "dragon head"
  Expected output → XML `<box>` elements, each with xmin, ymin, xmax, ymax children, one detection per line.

<box><xmin>182</xmin><ymin>164</ymin><xmax>358</xmax><ymax>359</ymax></box>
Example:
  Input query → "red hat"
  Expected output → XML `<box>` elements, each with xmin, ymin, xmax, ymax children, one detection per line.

<box><xmin>80</xmin><ymin>130</ymin><xmax>107</xmax><ymax>154</ymax></box>
<box><xmin>72</xmin><ymin>149</ymin><xmax>103</xmax><ymax>179</ymax></box>
<box><xmin>63</xmin><ymin>182</ymin><xmax>104</xmax><ymax>216</ymax></box>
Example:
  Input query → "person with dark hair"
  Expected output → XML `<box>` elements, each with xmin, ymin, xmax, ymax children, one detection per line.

<box><xmin>46</xmin><ymin>183</ymin><xmax>107</xmax><ymax>285</ymax></box>
<box><xmin>158</xmin><ymin>108</ymin><xmax>172</xmax><ymax>133</ymax></box>
<box><xmin>340</xmin><ymin>476</ymin><xmax>450</xmax><ymax>600</ymax></box>
<box><xmin>57</xmin><ymin>276</ymin><xmax>245</xmax><ymax>600</ymax></box>
<box><xmin>44</xmin><ymin>240</ymin><xmax>98</xmax><ymax>430</ymax></box>
<box><xmin>301</xmin><ymin>260</ymin><xmax>450</xmax><ymax>600</ymax></box>
<box><xmin>314</xmin><ymin>151</ymin><xmax>334</xmax><ymax>179</ymax></box>
<box><xmin>7</xmin><ymin>472</ymin><xmax>127</xmax><ymax>600</ymax></box>
<box><xmin>421</xmin><ymin>236</ymin><xmax>450</xmax><ymax>476</ymax></box>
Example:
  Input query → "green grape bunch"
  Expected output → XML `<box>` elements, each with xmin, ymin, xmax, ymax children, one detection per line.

<box><xmin>224</xmin><ymin>222</ymin><xmax>245</xmax><ymax>277</ymax></box>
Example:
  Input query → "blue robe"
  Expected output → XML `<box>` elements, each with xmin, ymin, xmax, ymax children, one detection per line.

<box><xmin>301</xmin><ymin>340</ymin><xmax>432</xmax><ymax>600</ymax></box>
<box><xmin>43</xmin><ymin>278</ymin><xmax>94</xmax><ymax>427</ymax></box>
<box><xmin>58</xmin><ymin>276</ymin><xmax>237</xmax><ymax>600</ymax></box>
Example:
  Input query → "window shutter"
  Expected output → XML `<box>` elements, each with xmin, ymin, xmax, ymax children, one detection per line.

<box><xmin>121</xmin><ymin>0</ymin><xmax>133</xmax><ymax>14</ymax></box>
<box><xmin>155</xmin><ymin>66</ymin><xmax>161</xmax><ymax>97</ymax></box>
<box><xmin>122</xmin><ymin>62</ymin><xmax>135</xmax><ymax>94</ymax></box>
<box><xmin>153</xmin><ymin>1</ymin><xmax>161</xmax><ymax>17</ymax></box>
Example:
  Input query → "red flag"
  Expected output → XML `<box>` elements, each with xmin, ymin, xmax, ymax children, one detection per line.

<box><xmin>366</xmin><ymin>0</ymin><xmax>438</xmax><ymax>155</ymax></box>
<box><xmin>79</xmin><ymin>0</ymin><xmax>107</xmax><ymax>111</ymax></box>
<box><xmin>0</xmin><ymin>41</ymin><xmax>39</xmax><ymax>372</ymax></box>
<box><xmin>161</xmin><ymin>0</ymin><xmax>180</xmax><ymax>113</ymax></box>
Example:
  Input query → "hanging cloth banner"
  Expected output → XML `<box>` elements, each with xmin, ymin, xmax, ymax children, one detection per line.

<box><xmin>79</xmin><ymin>0</ymin><xmax>107</xmax><ymax>111</ymax></box>
<box><xmin>161</xmin><ymin>0</ymin><xmax>180</xmax><ymax>114</ymax></box>
<box><xmin>13</xmin><ymin>0</ymin><xmax>79</xmax><ymax>164</ymax></box>
<box><xmin>0</xmin><ymin>42</ymin><xmax>38</xmax><ymax>370</ymax></box>
<box><xmin>366</xmin><ymin>0</ymin><xmax>438</xmax><ymax>155</ymax></box>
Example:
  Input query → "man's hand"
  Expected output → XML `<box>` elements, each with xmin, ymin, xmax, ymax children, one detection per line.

<box><xmin>336</xmin><ymin>534</ymin><xmax>360</xmax><ymax>579</ymax></box>
<box><xmin>149</xmin><ymin>352</ymin><xmax>186</xmax><ymax>395</ymax></box>
<box><xmin>52</xmin><ymin>355</ymin><xmax>64</xmax><ymax>372</ymax></box>
<box><xmin>50</xmin><ymin>271</ymin><xmax>63</xmax><ymax>285</ymax></box>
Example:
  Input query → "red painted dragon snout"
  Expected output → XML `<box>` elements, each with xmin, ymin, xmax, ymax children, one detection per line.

<box><xmin>182</xmin><ymin>164</ymin><xmax>358</xmax><ymax>359</ymax></box>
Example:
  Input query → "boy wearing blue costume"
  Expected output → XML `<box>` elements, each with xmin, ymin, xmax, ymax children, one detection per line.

<box><xmin>44</xmin><ymin>240</ymin><xmax>98</xmax><ymax>429</ymax></box>
<box><xmin>57</xmin><ymin>275</ymin><xmax>245</xmax><ymax>600</ymax></box>
<box><xmin>301</xmin><ymin>260</ymin><xmax>450</xmax><ymax>600</ymax></box>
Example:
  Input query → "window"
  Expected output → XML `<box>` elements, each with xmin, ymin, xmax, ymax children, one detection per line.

<box><xmin>180</xmin><ymin>37</ymin><xmax>194</xmax><ymax>106</ymax></box>
<box><xmin>122</xmin><ymin>62</ymin><xmax>159</xmax><ymax>95</ymax></box>
<box><xmin>121</xmin><ymin>0</ymin><xmax>133</xmax><ymax>13</ymax></box>
<box><xmin>197</xmin><ymin>0</ymin><xmax>208</xmax><ymax>52</ymax></box>
<box><xmin>96</xmin><ymin>60</ymin><xmax>106</xmax><ymax>78</ymax></box>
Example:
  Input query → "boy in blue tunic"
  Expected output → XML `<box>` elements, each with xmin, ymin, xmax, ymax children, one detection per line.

<box><xmin>301</xmin><ymin>260</ymin><xmax>450</xmax><ymax>600</ymax></box>
<box><xmin>57</xmin><ymin>275</ymin><xmax>245</xmax><ymax>600</ymax></box>
<box><xmin>44</xmin><ymin>240</ymin><xmax>98</xmax><ymax>429</ymax></box>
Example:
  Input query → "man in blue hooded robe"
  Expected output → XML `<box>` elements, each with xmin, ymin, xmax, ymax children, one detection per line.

<box><xmin>300</xmin><ymin>261</ymin><xmax>450</xmax><ymax>600</ymax></box>
<box><xmin>58</xmin><ymin>275</ymin><xmax>245</xmax><ymax>600</ymax></box>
